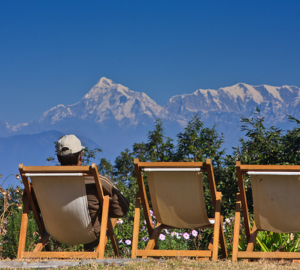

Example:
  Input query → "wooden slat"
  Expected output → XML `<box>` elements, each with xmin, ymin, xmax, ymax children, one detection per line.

<box><xmin>246</xmin><ymin>224</ymin><xmax>258</xmax><ymax>252</ymax></box>
<box><xmin>219</xmin><ymin>215</ymin><xmax>228</xmax><ymax>259</ymax></box>
<box><xmin>136</xmin><ymin>250</ymin><xmax>212</xmax><ymax>257</ymax></box>
<box><xmin>232</xmin><ymin>193</ymin><xmax>241</xmax><ymax>262</ymax></box>
<box><xmin>134</xmin><ymin>159</ymin><xmax>154</xmax><ymax>237</ymax></box>
<box><xmin>107</xmin><ymin>219</ymin><xmax>119</xmax><ymax>257</ymax></box>
<box><xmin>131</xmin><ymin>194</ymin><xmax>141</xmax><ymax>259</ymax></box>
<box><xmin>17</xmin><ymin>195</ymin><xmax>29</xmax><ymax>259</ymax></box>
<box><xmin>212</xmin><ymin>192</ymin><xmax>221</xmax><ymax>261</ymax></box>
<box><xmin>32</xmin><ymin>232</ymin><xmax>50</xmax><ymax>253</ymax></box>
<box><xmin>237</xmin><ymin>251</ymin><xmax>300</xmax><ymax>259</ymax></box>
<box><xmin>136</xmin><ymin>162</ymin><xmax>204</xmax><ymax>169</ymax></box>
<box><xmin>21</xmin><ymin>165</ymin><xmax>94</xmax><ymax>174</ymax></box>
<box><xmin>236</xmin><ymin>161</ymin><xmax>251</xmax><ymax>241</ymax></box>
<box><xmin>19</xmin><ymin>165</ymin><xmax>45</xmax><ymax>238</ymax></box>
<box><xmin>239</xmin><ymin>164</ymin><xmax>300</xmax><ymax>172</ymax></box>
<box><xmin>23</xmin><ymin>252</ymin><xmax>99</xmax><ymax>258</ymax></box>
<box><xmin>143</xmin><ymin>224</ymin><xmax>163</xmax><ymax>259</ymax></box>
<box><xmin>205</xmin><ymin>159</ymin><xmax>217</xmax><ymax>209</ymax></box>
<box><xmin>98</xmin><ymin>195</ymin><xmax>110</xmax><ymax>259</ymax></box>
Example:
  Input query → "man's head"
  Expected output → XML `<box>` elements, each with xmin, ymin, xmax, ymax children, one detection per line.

<box><xmin>56</xmin><ymin>135</ymin><xmax>85</xmax><ymax>166</ymax></box>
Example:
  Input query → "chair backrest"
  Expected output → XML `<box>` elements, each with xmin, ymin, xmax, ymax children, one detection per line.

<box><xmin>28</xmin><ymin>173</ymin><xmax>97</xmax><ymax>244</ymax></box>
<box><xmin>146</xmin><ymin>169</ymin><xmax>211</xmax><ymax>228</ymax></box>
<box><xmin>236</xmin><ymin>162</ymin><xmax>300</xmax><ymax>239</ymax></box>
<box><xmin>249</xmin><ymin>172</ymin><xmax>300</xmax><ymax>233</ymax></box>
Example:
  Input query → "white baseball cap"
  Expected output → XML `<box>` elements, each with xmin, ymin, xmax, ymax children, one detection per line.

<box><xmin>56</xmin><ymin>135</ymin><xmax>85</xmax><ymax>156</ymax></box>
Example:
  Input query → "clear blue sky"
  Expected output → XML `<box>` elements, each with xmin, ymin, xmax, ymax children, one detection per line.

<box><xmin>1</xmin><ymin>0</ymin><xmax>300</xmax><ymax>125</ymax></box>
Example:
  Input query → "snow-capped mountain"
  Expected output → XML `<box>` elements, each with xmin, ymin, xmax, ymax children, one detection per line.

<box><xmin>165</xmin><ymin>83</ymin><xmax>300</xmax><ymax>123</ymax></box>
<box><xmin>38</xmin><ymin>77</ymin><xmax>169</xmax><ymax>127</ymax></box>
<box><xmin>4</xmin><ymin>79</ymin><xmax>300</xmax><ymax>135</ymax></box>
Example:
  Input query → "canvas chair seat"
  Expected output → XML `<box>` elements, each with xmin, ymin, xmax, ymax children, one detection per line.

<box><xmin>232</xmin><ymin>162</ymin><xmax>300</xmax><ymax>261</ymax></box>
<box><xmin>147</xmin><ymin>170</ymin><xmax>211</xmax><ymax>228</ymax></box>
<box><xmin>17</xmin><ymin>164</ymin><xmax>119</xmax><ymax>259</ymax></box>
<box><xmin>30</xmin><ymin>174</ymin><xmax>97</xmax><ymax>244</ymax></box>
<box><xmin>250</xmin><ymin>172</ymin><xmax>300</xmax><ymax>233</ymax></box>
<box><xmin>132</xmin><ymin>159</ymin><xmax>227</xmax><ymax>260</ymax></box>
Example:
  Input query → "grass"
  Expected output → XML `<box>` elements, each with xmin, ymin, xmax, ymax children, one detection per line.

<box><xmin>79</xmin><ymin>259</ymin><xmax>300</xmax><ymax>270</ymax></box>
<box><xmin>2</xmin><ymin>258</ymin><xmax>300</xmax><ymax>270</ymax></box>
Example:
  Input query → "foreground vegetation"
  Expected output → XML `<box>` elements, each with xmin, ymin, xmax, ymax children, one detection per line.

<box><xmin>2</xmin><ymin>107</ymin><xmax>300</xmax><ymax>259</ymax></box>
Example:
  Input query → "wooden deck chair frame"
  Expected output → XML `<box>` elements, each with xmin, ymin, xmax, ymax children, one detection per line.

<box><xmin>17</xmin><ymin>163</ymin><xmax>119</xmax><ymax>259</ymax></box>
<box><xmin>232</xmin><ymin>161</ymin><xmax>300</xmax><ymax>261</ymax></box>
<box><xmin>132</xmin><ymin>158</ymin><xmax>227</xmax><ymax>260</ymax></box>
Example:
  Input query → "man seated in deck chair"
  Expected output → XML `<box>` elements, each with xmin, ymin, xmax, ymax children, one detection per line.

<box><xmin>56</xmin><ymin>134</ymin><xmax>129</xmax><ymax>251</ymax></box>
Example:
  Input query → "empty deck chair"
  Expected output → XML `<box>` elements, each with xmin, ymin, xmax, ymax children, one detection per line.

<box><xmin>132</xmin><ymin>159</ymin><xmax>227</xmax><ymax>260</ymax></box>
<box><xmin>232</xmin><ymin>161</ymin><xmax>300</xmax><ymax>261</ymax></box>
<box><xmin>17</xmin><ymin>164</ymin><xmax>119</xmax><ymax>259</ymax></box>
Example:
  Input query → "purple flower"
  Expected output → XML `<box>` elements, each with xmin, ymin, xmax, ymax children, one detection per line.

<box><xmin>183</xmin><ymin>232</ymin><xmax>190</xmax><ymax>240</ymax></box>
<box><xmin>191</xmin><ymin>230</ymin><xmax>198</xmax><ymax>237</ymax></box>
<box><xmin>119</xmin><ymin>239</ymin><xmax>123</xmax><ymax>243</ymax></box>
<box><xmin>159</xmin><ymin>234</ymin><xmax>166</xmax><ymax>241</ymax></box>
<box><xmin>141</xmin><ymin>226</ymin><xmax>146</xmax><ymax>231</ymax></box>
<box><xmin>125</xmin><ymin>239</ymin><xmax>132</xmax><ymax>245</ymax></box>
<box><xmin>150</xmin><ymin>210</ymin><xmax>154</xmax><ymax>216</ymax></box>
<box><xmin>163</xmin><ymin>229</ymin><xmax>170</xmax><ymax>234</ymax></box>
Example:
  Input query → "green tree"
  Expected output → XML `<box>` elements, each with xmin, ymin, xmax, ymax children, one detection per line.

<box><xmin>176</xmin><ymin>114</ymin><xmax>225</xmax><ymax>164</ymax></box>
<box><xmin>282</xmin><ymin>115</ymin><xmax>300</xmax><ymax>164</ymax></box>
<box><xmin>145</xmin><ymin>119</ymin><xmax>175</xmax><ymax>162</ymax></box>
<box><xmin>234</xmin><ymin>107</ymin><xmax>284</xmax><ymax>165</ymax></box>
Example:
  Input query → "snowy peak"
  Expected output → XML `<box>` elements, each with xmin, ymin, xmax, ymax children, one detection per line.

<box><xmin>165</xmin><ymin>83</ymin><xmax>300</xmax><ymax>121</ymax></box>
<box><xmin>9</xmin><ymin>78</ymin><xmax>300</xmax><ymax>135</ymax></box>
<box><xmin>220</xmin><ymin>83</ymin><xmax>263</xmax><ymax>103</ymax></box>
<box><xmin>39</xmin><ymin>77</ymin><xmax>168</xmax><ymax>126</ymax></box>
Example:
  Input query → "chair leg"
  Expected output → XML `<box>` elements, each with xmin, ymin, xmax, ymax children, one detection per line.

<box><xmin>208</xmin><ymin>237</ymin><xmax>214</xmax><ymax>252</ymax></box>
<box><xmin>246</xmin><ymin>224</ymin><xmax>258</xmax><ymax>252</ymax></box>
<box><xmin>17</xmin><ymin>196</ymin><xmax>29</xmax><ymax>259</ymax></box>
<box><xmin>132</xmin><ymin>195</ymin><xmax>141</xmax><ymax>259</ymax></box>
<box><xmin>232</xmin><ymin>193</ymin><xmax>241</xmax><ymax>261</ymax></box>
<box><xmin>242</xmin><ymin>224</ymin><xmax>258</xmax><ymax>262</ymax></box>
<box><xmin>32</xmin><ymin>232</ymin><xmax>50</xmax><ymax>253</ymax></box>
<box><xmin>143</xmin><ymin>225</ymin><xmax>163</xmax><ymax>259</ymax></box>
<box><xmin>111</xmin><ymin>218</ymin><xmax>118</xmax><ymax>228</ymax></box>
<box><xmin>212</xmin><ymin>192</ymin><xmax>221</xmax><ymax>261</ymax></box>
<box><xmin>97</xmin><ymin>195</ymin><xmax>110</xmax><ymax>259</ymax></box>
<box><xmin>219</xmin><ymin>216</ymin><xmax>228</xmax><ymax>259</ymax></box>
<box><xmin>107</xmin><ymin>219</ymin><xmax>120</xmax><ymax>257</ymax></box>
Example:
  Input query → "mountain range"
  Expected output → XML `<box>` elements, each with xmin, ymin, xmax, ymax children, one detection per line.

<box><xmin>1</xmin><ymin>77</ymin><xmax>299</xmax><ymax>187</ymax></box>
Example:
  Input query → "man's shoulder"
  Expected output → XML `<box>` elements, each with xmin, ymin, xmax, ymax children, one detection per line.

<box><xmin>84</xmin><ymin>175</ymin><xmax>115</xmax><ymax>186</ymax></box>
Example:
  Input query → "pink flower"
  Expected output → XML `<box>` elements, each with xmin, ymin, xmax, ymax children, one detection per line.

<box><xmin>125</xmin><ymin>239</ymin><xmax>131</xmax><ymax>245</ymax></box>
<box><xmin>191</xmin><ymin>230</ymin><xmax>198</xmax><ymax>237</ymax></box>
<box><xmin>159</xmin><ymin>234</ymin><xmax>166</xmax><ymax>241</ymax></box>
<box><xmin>183</xmin><ymin>232</ymin><xmax>190</xmax><ymax>240</ymax></box>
